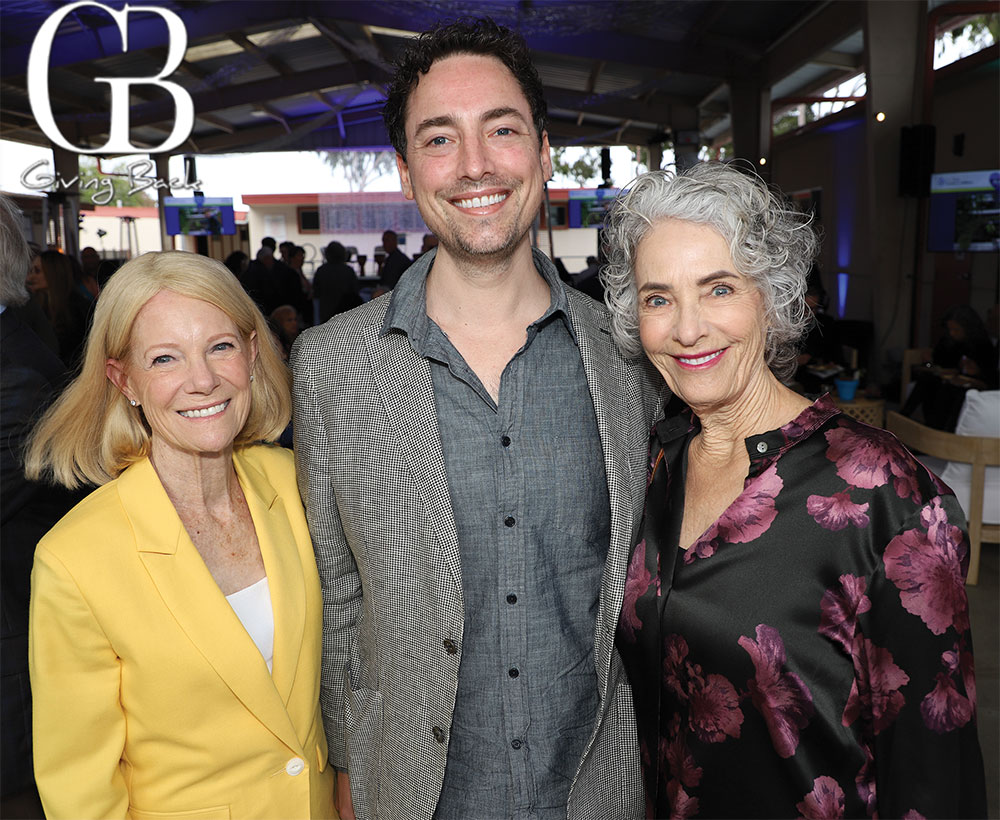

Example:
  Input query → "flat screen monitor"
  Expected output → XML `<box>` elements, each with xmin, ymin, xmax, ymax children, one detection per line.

<box><xmin>927</xmin><ymin>170</ymin><xmax>999</xmax><ymax>252</ymax></box>
<box><xmin>568</xmin><ymin>188</ymin><xmax>619</xmax><ymax>229</ymax></box>
<box><xmin>163</xmin><ymin>196</ymin><xmax>236</xmax><ymax>236</ymax></box>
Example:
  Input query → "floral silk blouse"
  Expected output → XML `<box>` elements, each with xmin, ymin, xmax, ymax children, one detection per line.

<box><xmin>616</xmin><ymin>396</ymin><xmax>986</xmax><ymax>819</ymax></box>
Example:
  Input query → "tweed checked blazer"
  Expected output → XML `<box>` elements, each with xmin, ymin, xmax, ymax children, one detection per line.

<box><xmin>292</xmin><ymin>255</ymin><xmax>664</xmax><ymax>820</ymax></box>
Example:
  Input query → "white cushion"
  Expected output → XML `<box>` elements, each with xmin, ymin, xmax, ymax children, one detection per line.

<box><xmin>939</xmin><ymin>390</ymin><xmax>1000</xmax><ymax>524</ymax></box>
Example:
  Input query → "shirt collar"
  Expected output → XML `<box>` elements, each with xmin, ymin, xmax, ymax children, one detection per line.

<box><xmin>655</xmin><ymin>393</ymin><xmax>841</xmax><ymax>461</ymax></box>
<box><xmin>381</xmin><ymin>246</ymin><xmax>577</xmax><ymax>345</ymax></box>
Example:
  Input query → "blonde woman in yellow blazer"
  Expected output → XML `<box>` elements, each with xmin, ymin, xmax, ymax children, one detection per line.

<box><xmin>26</xmin><ymin>251</ymin><xmax>335</xmax><ymax>820</ymax></box>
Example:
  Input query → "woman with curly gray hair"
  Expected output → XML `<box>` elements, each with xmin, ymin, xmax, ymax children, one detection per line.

<box><xmin>605</xmin><ymin>162</ymin><xmax>985</xmax><ymax>818</ymax></box>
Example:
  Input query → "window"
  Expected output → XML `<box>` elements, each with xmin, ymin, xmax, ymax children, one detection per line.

<box><xmin>298</xmin><ymin>207</ymin><xmax>320</xmax><ymax>233</ymax></box>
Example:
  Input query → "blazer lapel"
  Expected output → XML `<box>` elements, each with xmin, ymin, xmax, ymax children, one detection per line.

<box><xmin>232</xmin><ymin>451</ymin><xmax>305</xmax><ymax>709</ymax></box>
<box><xmin>568</xmin><ymin>298</ymin><xmax>653</xmax><ymax>694</ymax></box>
<box><xmin>364</xmin><ymin>327</ymin><xmax>464</xmax><ymax>600</ymax></box>
<box><xmin>120</xmin><ymin>458</ymin><xmax>301</xmax><ymax>751</ymax></box>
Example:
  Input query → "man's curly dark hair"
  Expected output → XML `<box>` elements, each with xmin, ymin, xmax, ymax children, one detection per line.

<box><xmin>382</xmin><ymin>17</ymin><xmax>548</xmax><ymax>160</ymax></box>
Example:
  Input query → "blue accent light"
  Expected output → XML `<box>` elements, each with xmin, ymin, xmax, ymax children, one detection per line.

<box><xmin>837</xmin><ymin>273</ymin><xmax>849</xmax><ymax>318</ymax></box>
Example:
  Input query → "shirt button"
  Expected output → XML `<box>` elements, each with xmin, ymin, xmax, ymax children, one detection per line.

<box><xmin>443</xmin><ymin>638</ymin><xmax>458</xmax><ymax>655</ymax></box>
<box><xmin>756</xmin><ymin>441</ymin><xmax>768</xmax><ymax>453</ymax></box>
<box><xmin>432</xmin><ymin>726</ymin><xmax>446</xmax><ymax>743</ymax></box>
<box><xmin>501</xmin><ymin>435</ymin><xmax>511</xmax><ymax>447</ymax></box>
<box><xmin>506</xmin><ymin>594</ymin><xmax>517</xmax><ymax>604</ymax></box>
<box><xmin>508</xmin><ymin>668</ymin><xmax>519</xmax><ymax>678</ymax></box>
<box><xmin>285</xmin><ymin>757</ymin><xmax>305</xmax><ymax>776</ymax></box>
<box><xmin>511</xmin><ymin>739</ymin><xmax>522</xmax><ymax>749</ymax></box>
<box><xmin>504</xmin><ymin>516</ymin><xmax>516</xmax><ymax>527</ymax></box>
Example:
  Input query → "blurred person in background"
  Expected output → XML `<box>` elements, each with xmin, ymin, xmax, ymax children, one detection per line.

<box><xmin>901</xmin><ymin>304</ymin><xmax>999</xmax><ymax>430</ymax></box>
<box><xmin>376</xmin><ymin>229</ymin><xmax>412</xmax><ymax>290</ymax></box>
<box><xmin>78</xmin><ymin>246</ymin><xmax>101</xmax><ymax>301</ymax></box>
<box><xmin>30</xmin><ymin>250</ymin><xmax>91</xmax><ymax>367</ymax></box>
<box><xmin>224</xmin><ymin>249</ymin><xmax>250</xmax><ymax>279</ymax></box>
<box><xmin>312</xmin><ymin>241</ymin><xmax>361</xmax><ymax>323</ymax></box>
<box><xmin>0</xmin><ymin>194</ymin><xmax>82</xmax><ymax>820</ymax></box>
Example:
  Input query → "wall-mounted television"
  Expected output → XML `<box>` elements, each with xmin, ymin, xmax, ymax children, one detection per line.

<box><xmin>163</xmin><ymin>196</ymin><xmax>236</xmax><ymax>236</ymax></box>
<box><xmin>927</xmin><ymin>170</ymin><xmax>999</xmax><ymax>252</ymax></box>
<box><xmin>568</xmin><ymin>188</ymin><xmax>619</xmax><ymax>229</ymax></box>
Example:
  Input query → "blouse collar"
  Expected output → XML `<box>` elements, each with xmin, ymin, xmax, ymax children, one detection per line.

<box><xmin>654</xmin><ymin>393</ymin><xmax>841</xmax><ymax>470</ymax></box>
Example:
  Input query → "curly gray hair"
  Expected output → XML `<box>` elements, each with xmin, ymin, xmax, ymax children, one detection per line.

<box><xmin>600</xmin><ymin>162</ymin><xmax>819</xmax><ymax>380</ymax></box>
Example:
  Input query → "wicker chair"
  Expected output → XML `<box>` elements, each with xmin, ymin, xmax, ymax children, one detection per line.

<box><xmin>887</xmin><ymin>410</ymin><xmax>1000</xmax><ymax>585</ymax></box>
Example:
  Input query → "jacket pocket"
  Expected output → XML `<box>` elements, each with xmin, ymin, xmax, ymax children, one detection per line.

<box><xmin>129</xmin><ymin>806</ymin><xmax>231</xmax><ymax>820</ymax></box>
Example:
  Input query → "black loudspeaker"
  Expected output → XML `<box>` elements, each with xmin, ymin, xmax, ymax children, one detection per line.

<box><xmin>899</xmin><ymin>124</ymin><xmax>935</xmax><ymax>197</ymax></box>
<box><xmin>600</xmin><ymin>147</ymin><xmax>611</xmax><ymax>184</ymax></box>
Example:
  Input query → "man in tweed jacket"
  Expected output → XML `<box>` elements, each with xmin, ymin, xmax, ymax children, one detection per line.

<box><xmin>292</xmin><ymin>18</ymin><xmax>663</xmax><ymax>820</ymax></box>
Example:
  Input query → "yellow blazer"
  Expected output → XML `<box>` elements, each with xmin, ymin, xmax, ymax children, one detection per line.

<box><xmin>29</xmin><ymin>445</ymin><xmax>336</xmax><ymax>819</ymax></box>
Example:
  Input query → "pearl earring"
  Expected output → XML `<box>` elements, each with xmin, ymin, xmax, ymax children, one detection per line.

<box><xmin>130</xmin><ymin>399</ymin><xmax>137</xmax><ymax>407</ymax></box>
<box><xmin>250</xmin><ymin>374</ymin><xmax>255</xmax><ymax>382</ymax></box>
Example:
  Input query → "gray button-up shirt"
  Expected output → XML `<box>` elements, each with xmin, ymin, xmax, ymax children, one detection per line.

<box><xmin>382</xmin><ymin>251</ymin><xmax>610</xmax><ymax>820</ymax></box>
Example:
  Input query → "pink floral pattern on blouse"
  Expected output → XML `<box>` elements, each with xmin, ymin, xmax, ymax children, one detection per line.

<box><xmin>797</xmin><ymin>775</ymin><xmax>846</xmax><ymax>819</ymax></box>
<box><xmin>663</xmin><ymin>634</ymin><xmax>743</xmax><ymax>744</ymax></box>
<box><xmin>616</xmin><ymin>396</ymin><xmax>986</xmax><ymax>818</ymax></box>
<box><xmin>739</xmin><ymin>625</ymin><xmax>815</xmax><ymax>758</ymax></box>
<box><xmin>620</xmin><ymin>539</ymin><xmax>655</xmax><ymax>642</ymax></box>
<box><xmin>884</xmin><ymin>497</ymin><xmax>970</xmax><ymax>636</ymax></box>
<box><xmin>686</xmin><ymin>462</ymin><xmax>782</xmax><ymax>562</ymax></box>
<box><xmin>807</xmin><ymin>490</ymin><xmax>871</xmax><ymax>531</ymax></box>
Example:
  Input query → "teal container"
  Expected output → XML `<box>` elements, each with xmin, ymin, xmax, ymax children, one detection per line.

<box><xmin>834</xmin><ymin>378</ymin><xmax>859</xmax><ymax>402</ymax></box>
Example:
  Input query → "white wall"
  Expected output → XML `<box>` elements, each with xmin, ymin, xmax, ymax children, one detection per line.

<box><xmin>78</xmin><ymin>209</ymin><xmax>169</xmax><ymax>258</ymax></box>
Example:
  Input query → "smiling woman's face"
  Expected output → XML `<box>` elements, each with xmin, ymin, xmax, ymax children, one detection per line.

<box><xmin>635</xmin><ymin>218</ymin><xmax>771</xmax><ymax>416</ymax></box>
<box><xmin>106</xmin><ymin>290</ymin><xmax>257</xmax><ymax>465</ymax></box>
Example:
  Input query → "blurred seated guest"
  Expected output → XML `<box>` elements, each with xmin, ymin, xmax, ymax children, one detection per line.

<box><xmin>277</xmin><ymin>243</ymin><xmax>312</xmax><ymax>328</ymax></box>
<box><xmin>25</xmin><ymin>251</ymin><xmax>335</xmax><ymax>819</ymax></box>
<box><xmin>794</xmin><ymin>264</ymin><xmax>841</xmax><ymax>394</ymax></box>
<box><xmin>901</xmin><ymin>304</ymin><xmax>999</xmax><ymax>430</ymax></box>
<box><xmin>377</xmin><ymin>229</ymin><xmax>411</xmax><ymax>290</ymax></box>
<box><xmin>418</xmin><ymin>232</ymin><xmax>438</xmax><ymax>258</ymax></box>
<box><xmin>77</xmin><ymin>247</ymin><xmax>101</xmax><ymax>301</ymax></box>
<box><xmin>602</xmin><ymin>163</ymin><xmax>986</xmax><ymax>818</ymax></box>
<box><xmin>270</xmin><ymin>304</ymin><xmax>301</xmax><ymax>360</ymax></box>
<box><xmin>96</xmin><ymin>257</ymin><xmax>122</xmax><ymax>291</ymax></box>
<box><xmin>240</xmin><ymin>247</ymin><xmax>282</xmax><ymax>316</ymax></box>
<box><xmin>30</xmin><ymin>250</ymin><xmax>91</xmax><ymax>368</ymax></box>
<box><xmin>312</xmin><ymin>241</ymin><xmax>361</xmax><ymax>323</ymax></box>
<box><xmin>573</xmin><ymin>254</ymin><xmax>605</xmax><ymax>302</ymax></box>
<box><xmin>289</xmin><ymin>245</ymin><xmax>315</xmax><ymax>320</ymax></box>
<box><xmin>224</xmin><ymin>250</ymin><xmax>249</xmax><ymax>279</ymax></box>
<box><xmin>0</xmin><ymin>194</ymin><xmax>82</xmax><ymax>820</ymax></box>
<box><xmin>552</xmin><ymin>257</ymin><xmax>573</xmax><ymax>283</ymax></box>
<box><xmin>576</xmin><ymin>255</ymin><xmax>600</xmax><ymax>283</ymax></box>
<box><xmin>14</xmin><ymin>249</ymin><xmax>59</xmax><ymax>356</ymax></box>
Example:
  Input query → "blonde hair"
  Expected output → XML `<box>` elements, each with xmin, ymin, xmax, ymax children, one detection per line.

<box><xmin>26</xmin><ymin>251</ymin><xmax>291</xmax><ymax>489</ymax></box>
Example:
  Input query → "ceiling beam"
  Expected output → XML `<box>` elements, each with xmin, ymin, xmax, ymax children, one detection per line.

<box><xmin>53</xmin><ymin>62</ymin><xmax>390</xmax><ymax>137</ymax></box>
<box><xmin>546</xmin><ymin>86</ymin><xmax>679</xmax><ymax>125</ymax></box>
<box><xmin>762</xmin><ymin>1</ymin><xmax>865</xmax><ymax>86</ymax></box>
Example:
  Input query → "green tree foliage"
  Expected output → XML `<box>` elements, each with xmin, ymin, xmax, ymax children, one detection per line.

<box><xmin>550</xmin><ymin>144</ymin><xmax>667</xmax><ymax>187</ymax></box>
<box><xmin>773</xmin><ymin>106</ymin><xmax>816</xmax><ymax>137</ymax></box>
<box><xmin>551</xmin><ymin>147</ymin><xmax>604</xmax><ymax>187</ymax></box>
<box><xmin>940</xmin><ymin>13</ymin><xmax>998</xmax><ymax>58</ymax></box>
<box><xmin>320</xmin><ymin>150</ymin><xmax>396</xmax><ymax>192</ymax></box>
<box><xmin>77</xmin><ymin>157</ymin><xmax>155</xmax><ymax>207</ymax></box>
